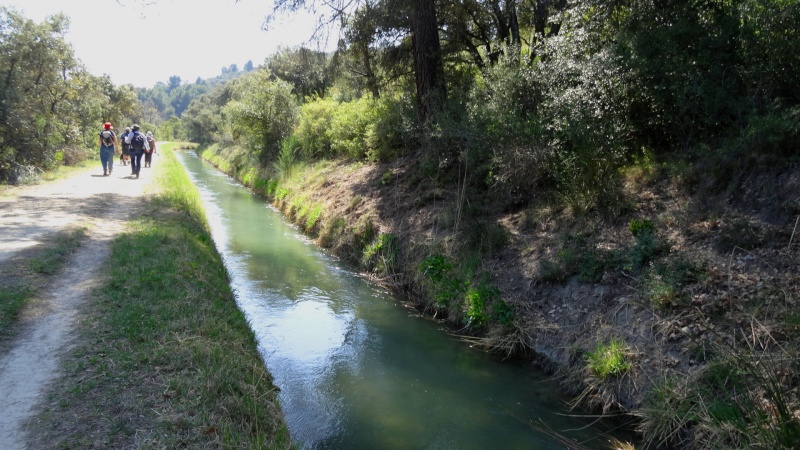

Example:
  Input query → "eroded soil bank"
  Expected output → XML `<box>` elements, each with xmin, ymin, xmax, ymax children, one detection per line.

<box><xmin>199</xmin><ymin>144</ymin><xmax>800</xmax><ymax>448</ymax></box>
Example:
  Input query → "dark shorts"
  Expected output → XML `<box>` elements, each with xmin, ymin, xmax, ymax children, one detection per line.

<box><xmin>121</xmin><ymin>148</ymin><xmax>130</xmax><ymax>156</ymax></box>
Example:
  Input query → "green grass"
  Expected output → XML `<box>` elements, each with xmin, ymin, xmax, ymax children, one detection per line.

<box><xmin>0</xmin><ymin>285</ymin><xmax>33</xmax><ymax>337</ymax></box>
<box><xmin>29</xmin><ymin>143</ymin><xmax>293</xmax><ymax>449</ymax></box>
<box><xmin>0</xmin><ymin>227</ymin><xmax>89</xmax><ymax>337</ymax></box>
<box><xmin>29</xmin><ymin>227</ymin><xmax>87</xmax><ymax>274</ymax></box>
<box><xmin>587</xmin><ymin>339</ymin><xmax>631</xmax><ymax>380</ymax></box>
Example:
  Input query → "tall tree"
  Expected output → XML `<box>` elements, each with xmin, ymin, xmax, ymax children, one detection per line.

<box><xmin>409</xmin><ymin>0</ymin><xmax>446</xmax><ymax>122</ymax></box>
<box><xmin>263</xmin><ymin>0</ymin><xmax>446</xmax><ymax>123</ymax></box>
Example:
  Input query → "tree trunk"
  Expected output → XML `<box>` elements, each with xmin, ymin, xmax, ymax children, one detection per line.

<box><xmin>410</xmin><ymin>0</ymin><xmax>446</xmax><ymax>124</ymax></box>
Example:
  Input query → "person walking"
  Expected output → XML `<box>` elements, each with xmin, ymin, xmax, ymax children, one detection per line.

<box><xmin>98</xmin><ymin>122</ymin><xmax>117</xmax><ymax>176</ymax></box>
<box><xmin>119</xmin><ymin>127</ymin><xmax>132</xmax><ymax>166</ymax></box>
<box><xmin>144</xmin><ymin>131</ymin><xmax>156</xmax><ymax>168</ymax></box>
<box><xmin>124</xmin><ymin>124</ymin><xmax>149</xmax><ymax>178</ymax></box>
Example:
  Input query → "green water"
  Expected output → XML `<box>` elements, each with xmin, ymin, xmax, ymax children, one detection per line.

<box><xmin>176</xmin><ymin>151</ymin><xmax>631</xmax><ymax>449</ymax></box>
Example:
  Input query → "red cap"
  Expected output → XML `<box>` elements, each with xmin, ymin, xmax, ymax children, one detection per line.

<box><xmin>104</xmin><ymin>122</ymin><xmax>112</xmax><ymax>130</ymax></box>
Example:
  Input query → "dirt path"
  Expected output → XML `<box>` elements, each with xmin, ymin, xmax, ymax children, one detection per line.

<box><xmin>0</xmin><ymin>161</ymin><xmax>155</xmax><ymax>449</ymax></box>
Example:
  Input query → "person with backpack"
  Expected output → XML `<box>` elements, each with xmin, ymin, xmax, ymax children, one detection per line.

<box><xmin>119</xmin><ymin>127</ymin><xmax>132</xmax><ymax>166</ymax></box>
<box><xmin>124</xmin><ymin>124</ymin><xmax>149</xmax><ymax>178</ymax></box>
<box><xmin>98</xmin><ymin>122</ymin><xmax>117</xmax><ymax>176</ymax></box>
<box><xmin>144</xmin><ymin>131</ymin><xmax>157</xmax><ymax>168</ymax></box>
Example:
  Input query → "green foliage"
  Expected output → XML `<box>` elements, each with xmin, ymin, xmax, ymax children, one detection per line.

<box><xmin>628</xmin><ymin>219</ymin><xmax>670</xmax><ymax>271</ymax></box>
<box><xmin>464</xmin><ymin>281</ymin><xmax>500</xmax><ymax>327</ymax></box>
<box><xmin>362</xmin><ymin>233</ymin><xmax>397</xmax><ymax>276</ymax></box>
<box><xmin>274</xmin><ymin>135</ymin><xmax>301</xmax><ymax>179</ymax></box>
<box><xmin>538</xmin><ymin>233</ymin><xmax>621</xmax><ymax>283</ymax></box>
<box><xmin>0</xmin><ymin>8</ymin><xmax>123</xmax><ymax>182</ymax></box>
<box><xmin>0</xmin><ymin>285</ymin><xmax>32</xmax><ymax>337</ymax></box>
<box><xmin>586</xmin><ymin>339</ymin><xmax>630</xmax><ymax>380</ymax></box>
<box><xmin>418</xmin><ymin>254</ymin><xmax>466</xmax><ymax>308</ymax></box>
<box><xmin>491</xmin><ymin>299</ymin><xmax>515</xmax><ymax>325</ymax></box>
<box><xmin>642</xmin><ymin>272</ymin><xmax>679</xmax><ymax>311</ymax></box>
<box><xmin>379</xmin><ymin>169</ymin><xmax>393</xmax><ymax>186</ymax></box>
<box><xmin>419</xmin><ymin>254</ymin><xmax>452</xmax><ymax>283</ymax></box>
<box><xmin>222</xmin><ymin>71</ymin><xmax>299</xmax><ymax>164</ymax></box>
<box><xmin>266</xmin><ymin>46</ymin><xmax>331</xmax><ymax>99</ymax></box>
<box><xmin>295</xmin><ymin>98</ymin><xmax>336</xmax><ymax>159</ymax></box>
<box><xmin>292</xmin><ymin>95</ymin><xmax>412</xmax><ymax>163</ymax></box>
<box><xmin>641</xmin><ymin>351</ymin><xmax>800</xmax><ymax>450</ymax></box>
<box><xmin>629</xmin><ymin>219</ymin><xmax>655</xmax><ymax>238</ymax></box>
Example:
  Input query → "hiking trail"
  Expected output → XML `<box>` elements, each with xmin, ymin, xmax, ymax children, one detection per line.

<box><xmin>0</xmin><ymin>162</ymin><xmax>155</xmax><ymax>449</ymax></box>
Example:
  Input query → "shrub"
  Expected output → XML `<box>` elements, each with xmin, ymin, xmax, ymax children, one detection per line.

<box><xmin>364</xmin><ymin>95</ymin><xmax>415</xmax><ymax>163</ymax></box>
<box><xmin>418</xmin><ymin>254</ymin><xmax>452</xmax><ymax>283</ymax></box>
<box><xmin>274</xmin><ymin>135</ymin><xmax>301</xmax><ymax>179</ymax></box>
<box><xmin>294</xmin><ymin>98</ymin><xmax>336</xmax><ymax>159</ymax></box>
<box><xmin>222</xmin><ymin>72</ymin><xmax>299</xmax><ymax>164</ymax></box>
<box><xmin>328</xmin><ymin>97</ymin><xmax>379</xmax><ymax>159</ymax></box>
<box><xmin>628</xmin><ymin>219</ymin><xmax>670</xmax><ymax>271</ymax></box>
<box><xmin>491</xmin><ymin>299</ymin><xmax>515</xmax><ymax>325</ymax></box>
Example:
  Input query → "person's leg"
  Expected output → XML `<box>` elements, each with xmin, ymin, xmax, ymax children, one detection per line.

<box><xmin>131</xmin><ymin>150</ymin><xmax>143</xmax><ymax>176</ymax></box>
<box><xmin>100</xmin><ymin>148</ymin><xmax>109</xmax><ymax>175</ymax></box>
<box><xmin>130</xmin><ymin>150</ymin><xmax>137</xmax><ymax>174</ymax></box>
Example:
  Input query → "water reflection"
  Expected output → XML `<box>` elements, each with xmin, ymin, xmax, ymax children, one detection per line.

<box><xmin>176</xmin><ymin>151</ymin><xmax>630</xmax><ymax>450</ymax></box>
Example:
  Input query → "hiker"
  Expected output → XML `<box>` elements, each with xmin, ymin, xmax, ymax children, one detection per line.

<box><xmin>124</xmin><ymin>124</ymin><xmax>149</xmax><ymax>178</ymax></box>
<box><xmin>119</xmin><ymin>127</ymin><xmax>132</xmax><ymax>166</ymax></box>
<box><xmin>144</xmin><ymin>131</ymin><xmax>156</xmax><ymax>168</ymax></box>
<box><xmin>98</xmin><ymin>122</ymin><xmax>117</xmax><ymax>176</ymax></box>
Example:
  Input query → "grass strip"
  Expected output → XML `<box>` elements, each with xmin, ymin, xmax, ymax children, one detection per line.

<box><xmin>29</xmin><ymin>144</ymin><xmax>293</xmax><ymax>449</ymax></box>
<box><xmin>0</xmin><ymin>227</ymin><xmax>88</xmax><ymax>337</ymax></box>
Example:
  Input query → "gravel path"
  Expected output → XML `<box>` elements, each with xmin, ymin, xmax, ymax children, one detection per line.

<box><xmin>0</xmin><ymin>160</ymin><xmax>156</xmax><ymax>449</ymax></box>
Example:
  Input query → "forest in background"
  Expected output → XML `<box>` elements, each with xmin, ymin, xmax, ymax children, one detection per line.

<box><xmin>2</xmin><ymin>1</ymin><xmax>800</xmax><ymax>448</ymax></box>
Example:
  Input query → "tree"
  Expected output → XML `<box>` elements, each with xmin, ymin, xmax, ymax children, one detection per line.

<box><xmin>167</xmin><ymin>75</ymin><xmax>181</xmax><ymax>92</ymax></box>
<box><xmin>266</xmin><ymin>46</ymin><xmax>331</xmax><ymax>98</ymax></box>
<box><xmin>0</xmin><ymin>8</ymin><xmax>108</xmax><ymax>180</ymax></box>
<box><xmin>264</xmin><ymin>0</ymin><xmax>446</xmax><ymax>124</ymax></box>
<box><xmin>409</xmin><ymin>0</ymin><xmax>446</xmax><ymax>123</ymax></box>
<box><xmin>222</xmin><ymin>70</ymin><xmax>300</xmax><ymax>162</ymax></box>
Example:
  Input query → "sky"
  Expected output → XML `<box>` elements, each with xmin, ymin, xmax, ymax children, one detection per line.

<box><xmin>3</xmin><ymin>0</ymin><xmax>336</xmax><ymax>88</ymax></box>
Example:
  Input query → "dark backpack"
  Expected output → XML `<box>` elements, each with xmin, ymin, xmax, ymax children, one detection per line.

<box><xmin>130</xmin><ymin>132</ymin><xmax>146</xmax><ymax>151</ymax></box>
<box><xmin>100</xmin><ymin>130</ymin><xmax>115</xmax><ymax>147</ymax></box>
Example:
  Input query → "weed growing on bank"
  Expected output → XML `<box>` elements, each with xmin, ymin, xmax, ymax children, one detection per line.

<box><xmin>28</xmin><ymin>144</ymin><xmax>292</xmax><ymax>449</ymax></box>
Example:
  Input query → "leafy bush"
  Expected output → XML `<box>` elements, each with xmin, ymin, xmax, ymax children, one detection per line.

<box><xmin>294</xmin><ymin>98</ymin><xmax>336</xmax><ymax>159</ymax></box>
<box><xmin>328</xmin><ymin>97</ymin><xmax>379</xmax><ymax>159</ymax></box>
<box><xmin>491</xmin><ymin>299</ymin><xmax>515</xmax><ymax>325</ymax></box>
<box><xmin>628</xmin><ymin>219</ymin><xmax>670</xmax><ymax>271</ymax></box>
<box><xmin>419</xmin><ymin>254</ymin><xmax>452</xmax><ymax>283</ymax></box>
<box><xmin>364</xmin><ymin>95</ymin><xmax>415</xmax><ymax>163</ymax></box>
<box><xmin>222</xmin><ymin>71</ymin><xmax>299</xmax><ymax>164</ymax></box>
<box><xmin>468</xmin><ymin>58</ymin><xmax>552</xmax><ymax>206</ymax></box>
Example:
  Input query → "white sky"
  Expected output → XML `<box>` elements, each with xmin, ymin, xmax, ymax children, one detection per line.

<box><xmin>3</xmin><ymin>0</ymin><xmax>336</xmax><ymax>88</ymax></box>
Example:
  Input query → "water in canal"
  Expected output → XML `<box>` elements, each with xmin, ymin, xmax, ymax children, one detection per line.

<box><xmin>176</xmin><ymin>151</ymin><xmax>628</xmax><ymax>449</ymax></box>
